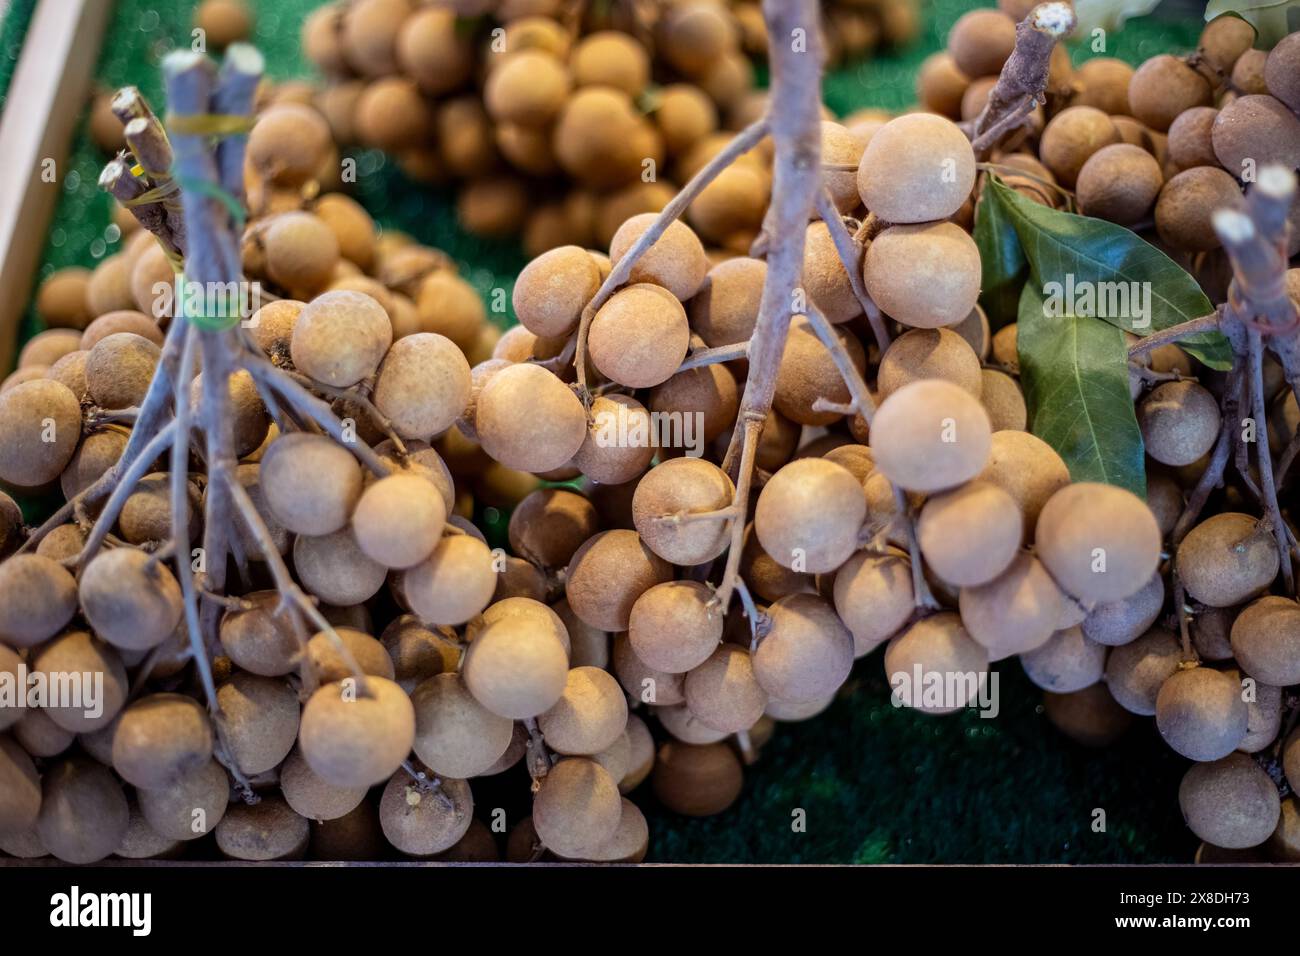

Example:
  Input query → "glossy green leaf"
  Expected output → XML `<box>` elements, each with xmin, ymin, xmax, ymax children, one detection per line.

<box><xmin>1017</xmin><ymin>282</ymin><xmax>1147</xmax><ymax>497</ymax></box>
<box><xmin>972</xmin><ymin>188</ymin><xmax>1027</xmax><ymax>331</ymax></box>
<box><xmin>983</xmin><ymin>176</ymin><xmax>1232</xmax><ymax>370</ymax></box>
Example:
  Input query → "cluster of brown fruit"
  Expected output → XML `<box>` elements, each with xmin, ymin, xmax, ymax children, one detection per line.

<box><xmin>814</xmin><ymin>0</ymin><xmax>920</xmax><ymax>68</ymax></box>
<box><xmin>296</xmin><ymin>0</ymin><xmax>913</xmax><ymax>252</ymax></box>
<box><xmin>914</xmin><ymin>5</ymin><xmax>1300</xmax><ymax>862</ymax></box>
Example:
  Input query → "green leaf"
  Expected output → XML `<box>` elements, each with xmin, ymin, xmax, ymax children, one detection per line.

<box><xmin>983</xmin><ymin>177</ymin><xmax>1233</xmax><ymax>370</ymax></box>
<box><xmin>972</xmin><ymin>189</ymin><xmax>1027</xmax><ymax>331</ymax></box>
<box><xmin>1017</xmin><ymin>283</ymin><xmax>1147</xmax><ymax>497</ymax></box>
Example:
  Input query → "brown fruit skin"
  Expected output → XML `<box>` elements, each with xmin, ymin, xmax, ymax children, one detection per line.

<box><xmin>863</xmin><ymin>222</ymin><xmax>981</xmax><ymax>330</ymax></box>
<box><xmin>396</xmin><ymin>5</ymin><xmax>473</xmax><ymax>96</ymax></box>
<box><xmin>684</xmin><ymin>644</ymin><xmax>767</xmax><ymax>734</ymax></box>
<box><xmin>884</xmin><ymin>612</ymin><xmax>990</xmax><ymax>714</ymax></box>
<box><xmin>476</xmin><ymin>363</ymin><xmax>588</xmax><ymax>474</ymax></box>
<box><xmin>509</xmin><ymin>488</ymin><xmax>599</xmax><ymax>569</ymax></box>
<box><xmin>869</xmin><ymin>379</ymin><xmax>992</xmax><ymax>494</ymax></box>
<box><xmin>918</xmin><ymin>480</ymin><xmax>1021</xmax><ymax>588</ymax></box>
<box><xmin>754</xmin><ymin>458</ymin><xmax>866</xmax><ymax>574</ymax></box>
<box><xmin>754</xmin><ymin>594</ymin><xmax>854</xmax><ymax>704</ymax></box>
<box><xmin>878</xmin><ymin>327</ymin><xmax>982</xmax><ymax>400</ymax></box>
<box><xmin>79</xmin><ymin>548</ymin><xmax>183</xmax><ymax>652</ymax></box>
<box><xmin>512</xmin><ymin>246</ymin><xmax>601</xmax><ymax>338</ymax></box>
<box><xmin>566</xmin><ymin>530</ymin><xmax>673</xmax><ymax>632</ymax></box>
<box><xmin>1071</xmin><ymin>57</ymin><xmax>1134</xmax><ymax>115</ymax></box>
<box><xmin>958</xmin><ymin>552</ymin><xmax>1062</xmax><ymax>657</ymax></box>
<box><xmin>609</xmin><ymin>214</ymin><xmax>708</xmax><ymax>302</ymax></box>
<box><xmin>1034</xmin><ymin>482</ymin><xmax>1162</xmax><ymax>604</ymax></box>
<box><xmin>0</xmin><ymin>555</ymin><xmax>78</xmax><ymax>649</ymax></box>
<box><xmin>632</xmin><ymin>457</ymin><xmax>734</xmax><ymax>566</ymax></box>
<box><xmin>1178</xmin><ymin>512</ymin><xmax>1280</xmax><ymax>608</ymax></box>
<box><xmin>36</xmin><ymin>757</ymin><xmax>129</xmax><ymax>864</ymax></box>
<box><xmin>1166</xmin><ymin>107</ymin><xmax>1221</xmax><ymax>170</ymax></box>
<box><xmin>1021</xmin><ymin>626</ymin><xmax>1106</xmax><ymax>693</ymax></box>
<box><xmin>1138</xmin><ymin>380</ymin><xmax>1221</xmax><ymax>466</ymax></box>
<box><xmin>112</xmin><ymin>693</ymin><xmax>214</xmax><ymax>790</ymax></box>
<box><xmin>0</xmin><ymin>735</ymin><xmax>41</xmax><ymax>832</ymax></box>
<box><xmin>629</xmin><ymin>580</ymin><xmax>723</xmax><ymax>675</ymax></box>
<box><xmin>1265</xmin><ymin>32</ymin><xmax>1300</xmax><ymax>111</ymax></box>
<box><xmin>1211</xmin><ymin>94</ymin><xmax>1300</xmax><ymax>175</ymax></box>
<box><xmin>1082</xmin><ymin>571</ymin><xmax>1165</xmax><ymax>647</ymax></box>
<box><xmin>652</xmin><ymin>740</ymin><xmax>743</xmax><ymax>816</ymax></box>
<box><xmin>1043</xmin><ymin>683</ymin><xmax>1134</xmax><ymax>748</ymax></box>
<box><xmin>1180</xmin><ymin>752</ymin><xmax>1281</xmax><ymax>849</ymax></box>
<box><xmin>946</xmin><ymin>8</ymin><xmax>1016</xmax><ymax>78</ymax></box>
<box><xmin>1230</xmin><ymin>595</ymin><xmax>1300</xmax><ymax>687</ymax></box>
<box><xmin>856</xmin><ymin>114</ymin><xmax>976</xmax><ymax>224</ymax></box>
<box><xmin>1128</xmin><ymin>55</ymin><xmax>1212</xmax><ymax>132</ymax></box>
<box><xmin>774</xmin><ymin>316</ymin><xmax>867</xmax><ymax>426</ymax></box>
<box><xmin>1076</xmin><ymin>144</ymin><xmax>1164</xmax><ymax>225</ymax></box>
<box><xmin>1155</xmin><ymin>166</ymin><xmax>1242</xmax><ymax>253</ymax></box>
<box><xmin>1156</xmin><ymin>666</ymin><xmax>1249</xmax><ymax>762</ymax></box>
<box><xmin>916</xmin><ymin>51</ymin><xmax>970</xmax><ymax>119</ymax></box>
<box><xmin>1197</xmin><ymin>14</ymin><xmax>1256</xmax><ymax>79</ymax></box>
<box><xmin>1038</xmin><ymin>106</ymin><xmax>1120</xmax><ymax>188</ymax></box>
<box><xmin>532</xmin><ymin>757</ymin><xmax>621</xmax><ymax>857</ymax></box>
<box><xmin>30</xmin><ymin>631</ymin><xmax>127</xmax><ymax>733</ymax></box>
<box><xmin>833</xmin><ymin>549</ymin><xmax>913</xmax><ymax>656</ymax></box>
<box><xmin>0</xmin><ymin>379</ymin><xmax>82</xmax><ymax>488</ymax></box>
<box><xmin>589</xmin><ymin>284</ymin><xmax>691</xmax><ymax>388</ymax></box>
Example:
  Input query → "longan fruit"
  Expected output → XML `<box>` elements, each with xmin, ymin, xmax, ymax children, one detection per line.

<box><xmin>608</xmin><ymin>213</ymin><xmax>708</xmax><ymax>302</ymax></box>
<box><xmin>870</xmin><ymin>379</ymin><xmax>992</xmax><ymax>493</ymax></box>
<box><xmin>1180</xmin><ymin>752</ymin><xmax>1280</xmax><ymax>849</ymax></box>
<box><xmin>194</xmin><ymin>0</ymin><xmax>251</xmax><ymax>47</ymax></box>
<box><xmin>111</xmin><ymin>693</ymin><xmax>213</xmax><ymax>790</ymax></box>
<box><xmin>36</xmin><ymin>268</ymin><xmax>92</xmax><ymax>330</ymax></box>
<box><xmin>1043</xmin><ymin>682</ymin><xmax>1134</xmax><ymax>748</ymax></box>
<box><xmin>212</xmin><ymin>673</ymin><xmax>299</xmax><ymax>777</ymax></box>
<box><xmin>654</xmin><ymin>82</ymin><xmax>718</xmax><ymax>154</ymax></box>
<box><xmin>373</xmin><ymin>334</ymin><xmax>471</xmax><ymax>444</ymax></box>
<box><xmin>216</xmin><ymin>591</ymin><xmax>295</xmax><ymax>678</ymax></box>
<box><xmin>18</xmin><ymin>327</ymin><xmax>78</xmax><ymax>367</ymax></box>
<box><xmin>856</xmin><ymin>114</ymin><xmax>976</xmax><ymax>223</ymax></box>
<box><xmin>0</xmin><ymin>379</ymin><xmax>81</xmax><ymax>488</ymax></box>
<box><xmin>1197</xmin><ymin>14</ymin><xmax>1257</xmax><ymax>78</ymax></box>
<box><xmin>259</xmin><ymin>431</ymin><xmax>362</xmax><ymax>537</ymax></box>
<box><xmin>976</xmin><ymin>368</ymin><xmax>1025</xmax><ymax>432</ymax></box>
<box><xmin>917</xmin><ymin>480</ymin><xmax>1021</xmax><ymax>589</ymax></box>
<box><xmin>1178</xmin><ymin>512</ymin><xmax>1279</xmax><ymax>608</ymax></box>
<box><xmin>475</xmin><ymin>363</ymin><xmax>587</xmax><ymax>474</ymax></box>
<box><xmin>14</xmin><ymin>707</ymin><xmax>73</xmax><ymax>757</ymax></box>
<box><xmin>814</xmin><ymin>121</ymin><xmax>865</xmax><ymax>216</ymax></box>
<box><xmin>884</xmin><ymin>613</ymin><xmax>990</xmax><ymax>713</ymax></box>
<box><xmin>1226</xmin><ymin>665</ymin><xmax>1281</xmax><ymax>753</ymax></box>
<box><xmin>78</xmin><ymin>548</ymin><xmax>182</xmax><ymax>652</ymax></box>
<box><xmin>84</xmin><ymin>252</ymin><xmax>133</xmax><ymax>316</ymax></box>
<box><xmin>262</xmin><ymin>211</ymin><xmax>340</xmax><ymax>299</ymax></box>
<box><xmin>958</xmin><ymin>552</ymin><xmax>1063</xmax><ymax>658</ymax></box>
<box><xmin>946</xmin><ymin>8</ymin><xmax>1016</xmax><ymax>78</ymax></box>
<box><xmin>76</xmin><ymin>311</ymin><xmax>160</xmax><ymax>353</ymax></box>
<box><xmin>1038</xmin><ymin>106</ymin><xmax>1121</xmax><ymax>188</ymax></box>
<box><xmin>1079</xmin><ymin>570</ymin><xmax>1164</xmax><ymax>647</ymax></box>
<box><xmin>277</xmin><ymin>748</ymin><xmax>365</xmax><ymax>824</ymax></box>
<box><xmin>299</xmin><ymin>676</ymin><xmax>414</xmax><ymax>790</ymax></box>
<box><xmin>1034</xmin><ymin>482</ymin><xmax>1161</xmax><ymax>603</ymax></box>
<box><xmin>753</xmin><ymin>594</ymin><xmax>853</xmax><ymax>705</ymax></box>
<box><xmin>294</xmin><ymin>528</ymin><xmax>388</xmax><ymax>607</ymax></box>
<box><xmin>407</xmin><ymin>673</ymin><xmax>513</xmax><ymax>779</ymax></box>
<box><xmin>1229</xmin><ymin>595</ymin><xmax>1300</xmax><ymax>687</ymax></box>
<box><xmin>1128</xmin><ymin>55</ymin><xmax>1213</xmax><ymax>132</ymax></box>
<box><xmin>772</xmin><ymin>315</ymin><xmax>866</xmax><ymax>426</ymax></box>
<box><xmin>213</xmin><ymin>797</ymin><xmax>309</xmax><ymax>861</ymax></box>
<box><xmin>340</xmin><ymin>0</ymin><xmax>409</xmax><ymax>76</ymax></box>
<box><xmin>0</xmin><ymin>733</ymin><xmax>41</xmax><ymax>831</ymax></box>
<box><xmin>688</xmin><ymin>164</ymin><xmax>768</xmax><ymax>248</ymax></box>
<box><xmin>1285</xmin><ymin>728</ymin><xmax>1300</xmax><ymax>793</ymax></box>
<box><xmin>916</xmin><ymin>51</ymin><xmax>970</xmax><ymax>119</ymax></box>
<box><xmin>247</xmin><ymin>102</ymin><xmax>331</xmax><ymax>187</ymax></box>
<box><xmin>1103</xmin><ymin>626</ymin><xmax>1182</xmax><ymax>716</ymax></box>
<box><xmin>1075</xmin><ymin>143</ymin><xmax>1164</xmax><ymax>225</ymax></box>
<box><xmin>1156</xmin><ymin>665</ymin><xmax>1249</xmax><ymax>762</ymax></box>
<box><xmin>802</xmin><ymin>221</ymin><xmax>861</xmax><ymax>325</ymax></box>
<box><xmin>394</xmin><ymin>4</ymin><xmax>472</xmax><ymax>95</ymax></box>
<box><xmin>484</xmin><ymin>49</ymin><xmax>570</xmax><ymax>128</ymax></box>
<box><xmin>538</xmin><ymin>666</ymin><xmax>628</xmax><ymax>756</ymax></box>
<box><xmin>649</xmin><ymin>360</ymin><xmax>740</xmax><ymax>446</ymax></box>
<box><xmin>533</xmin><ymin>756</ymin><xmax>621</xmax><ymax>857</ymax></box>
<box><xmin>0</xmin><ymin>554</ymin><xmax>77</xmax><ymax>649</ymax></box>
<box><xmin>1020</xmin><ymin>626</ymin><xmax>1106</xmax><ymax>693</ymax></box>
<box><xmin>58</xmin><ymin>428</ymin><xmax>126</xmax><ymax>502</ymax></box>
<box><xmin>408</xmin><ymin>272</ymin><xmax>484</xmax><ymax>354</ymax></box>
<box><xmin>630</xmin><ymin>459</ymin><xmax>734</xmax><ymax>568</ymax></box>
<box><xmin>1138</xmin><ymin>380</ymin><xmax>1221</xmax><ymax>467</ymax></box>
<box><xmin>613</xmin><ymin>635</ymin><xmax>685</xmax><ymax>710</ymax></box>
<box><xmin>381</xmin><ymin>614</ymin><xmax>460</xmax><ymax>693</ymax></box>
<box><xmin>833</xmin><ymin>549</ymin><xmax>913</xmax><ymax>657</ymax></box>
<box><xmin>290</xmin><ymin>289</ymin><xmax>392</xmax><ymax>388</ymax></box>
<box><xmin>652</xmin><ymin>740</ymin><xmax>742</xmax><ymax>816</ymax></box>
<box><xmin>863</xmin><ymin>222</ymin><xmax>981</xmax><ymax>330</ymax></box>
<box><xmin>628</xmin><ymin>580</ymin><xmax>722</xmax><ymax>675</ymax></box>
<box><xmin>83</xmin><ymin>331</ymin><xmax>159</xmax><ymax>410</ymax></box>
<box><xmin>352</xmin><ymin>473</ymin><xmax>446</xmax><ymax>570</ymax></box>
<box><xmin>1071</xmin><ymin>57</ymin><xmax>1134</xmax><ymax>115</ymax></box>
<box><xmin>1231</xmin><ymin>49</ymin><xmax>1269</xmax><ymax>94</ymax></box>
<box><xmin>401</xmin><ymin>533</ymin><xmax>496</xmax><ymax>627</ymax></box>
<box><xmin>753</xmin><ymin>458</ymin><xmax>865</xmax><ymax>574</ymax></box>
<box><xmin>683</xmin><ymin>644</ymin><xmax>766</xmax><ymax>734</ymax></box>
<box><xmin>512</xmin><ymin>246</ymin><xmax>601</xmax><ymax>339</ymax></box>
<box><xmin>508</xmin><ymin>488</ymin><xmax>600</xmax><ymax>571</ymax></box>
<box><xmin>307</xmin><ymin>627</ymin><xmax>394</xmax><ymax>684</ymax></box>
<box><xmin>552</xmin><ymin>87</ymin><xmax>649</xmax><ymax>189</ymax></box>
<box><xmin>461</xmin><ymin>613</ymin><xmax>569</xmax><ymax>720</ymax></box>
<box><xmin>571</xmin><ymin>30</ymin><xmax>649</xmax><ymax>95</ymax></box>
<box><xmin>588</xmin><ymin>284</ymin><xmax>691</xmax><ymax>389</ymax></box>
<box><xmin>575</xmin><ymin>797</ymin><xmax>647</xmax><ymax>863</ymax></box>
<box><xmin>1166</xmin><ymin>107</ymin><xmax>1221</xmax><ymax>171</ymax></box>
<box><xmin>35</xmin><ymin>757</ymin><xmax>128</xmax><ymax>864</ymax></box>
<box><xmin>878</xmin><ymin>327</ymin><xmax>982</xmax><ymax>401</ymax></box>
<box><xmin>658</xmin><ymin>0</ymin><xmax>737</xmax><ymax>77</ymax></box>
<box><xmin>28</xmin><ymin>630</ymin><xmax>126</xmax><ymax>734</ymax></box>
<box><xmin>1265</xmin><ymin>31</ymin><xmax>1300</xmax><ymax>110</ymax></box>
<box><xmin>1211</xmin><ymin>94</ymin><xmax>1300</xmax><ymax>174</ymax></box>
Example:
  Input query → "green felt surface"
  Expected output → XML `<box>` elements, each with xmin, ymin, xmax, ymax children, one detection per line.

<box><xmin>1</xmin><ymin>0</ymin><xmax>1212</xmax><ymax>863</ymax></box>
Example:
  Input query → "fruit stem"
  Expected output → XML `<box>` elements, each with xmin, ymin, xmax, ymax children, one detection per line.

<box><xmin>894</xmin><ymin>484</ymin><xmax>940</xmax><ymax>611</ymax></box>
<box><xmin>804</xmin><ymin>303</ymin><xmax>876</xmax><ymax>424</ymax></box>
<box><xmin>675</xmin><ymin>341</ymin><xmax>749</xmax><ymax>372</ymax></box>
<box><xmin>1126</xmin><ymin>310</ymin><xmax>1223</xmax><ymax>360</ymax></box>
<box><xmin>814</xmin><ymin>188</ymin><xmax>889</xmax><ymax>351</ymax></box>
